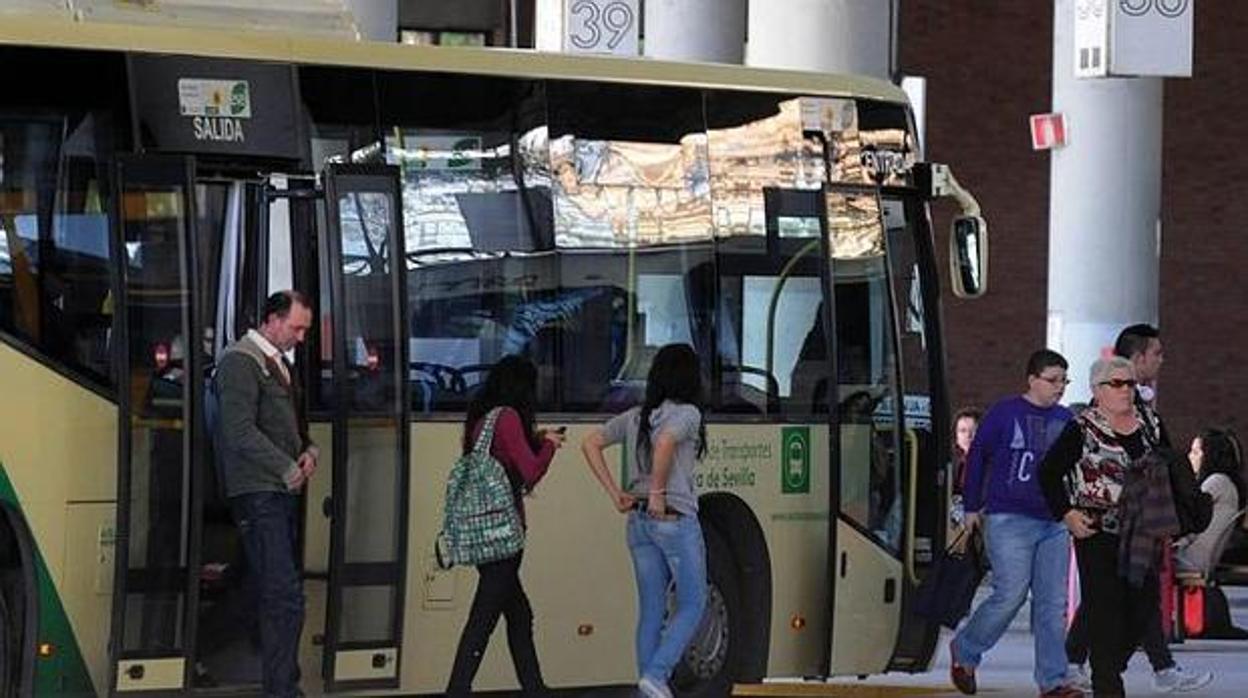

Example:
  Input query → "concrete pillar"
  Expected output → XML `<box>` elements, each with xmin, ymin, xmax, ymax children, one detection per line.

<box><xmin>534</xmin><ymin>0</ymin><xmax>565</xmax><ymax>51</ymax></box>
<box><xmin>644</xmin><ymin>0</ymin><xmax>745</xmax><ymax>63</ymax></box>
<box><xmin>345</xmin><ymin>0</ymin><xmax>397</xmax><ymax>42</ymax></box>
<box><xmin>1047</xmin><ymin>0</ymin><xmax>1163</xmax><ymax>403</ymax></box>
<box><xmin>746</xmin><ymin>0</ymin><xmax>893</xmax><ymax>79</ymax></box>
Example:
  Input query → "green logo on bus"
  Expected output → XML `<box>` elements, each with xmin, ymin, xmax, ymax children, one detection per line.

<box><xmin>229</xmin><ymin>82</ymin><xmax>250</xmax><ymax>116</ymax></box>
<box><xmin>781</xmin><ymin>427</ymin><xmax>810</xmax><ymax>494</ymax></box>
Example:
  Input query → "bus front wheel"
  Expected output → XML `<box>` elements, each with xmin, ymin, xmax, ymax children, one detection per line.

<box><xmin>698</xmin><ymin>493</ymin><xmax>771</xmax><ymax>682</ymax></box>
<box><xmin>672</xmin><ymin>525</ymin><xmax>738</xmax><ymax>697</ymax></box>
<box><xmin>0</xmin><ymin>572</ymin><xmax>13</xmax><ymax>695</ymax></box>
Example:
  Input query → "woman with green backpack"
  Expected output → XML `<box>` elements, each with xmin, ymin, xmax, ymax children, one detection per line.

<box><xmin>446</xmin><ymin>355</ymin><xmax>564</xmax><ymax>698</ymax></box>
<box><xmin>581</xmin><ymin>343</ymin><xmax>708</xmax><ymax>698</ymax></box>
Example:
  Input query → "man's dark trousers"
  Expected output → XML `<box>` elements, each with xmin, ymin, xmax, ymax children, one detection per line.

<box><xmin>230</xmin><ymin>491</ymin><xmax>304</xmax><ymax>698</ymax></box>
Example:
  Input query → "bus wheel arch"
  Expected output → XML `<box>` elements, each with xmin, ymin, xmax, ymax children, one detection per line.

<box><xmin>696</xmin><ymin>492</ymin><xmax>772</xmax><ymax>683</ymax></box>
<box><xmin>0</xmin><ymin>501</ymin><xmax>37</xmax><ymax>698</ymax></box>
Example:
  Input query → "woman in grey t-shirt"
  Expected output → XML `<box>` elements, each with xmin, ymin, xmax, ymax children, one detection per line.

<box><xmin>581</xmin><ymin>343</ymin><xmax>708</xmax><ymax>698</ymax></box>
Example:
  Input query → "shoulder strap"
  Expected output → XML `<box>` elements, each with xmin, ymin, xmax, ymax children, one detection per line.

<box><xmin>1136</xmin><ymin>401</ymin><xmax>1162</xmax><ymax>450</ymax></box>
<box><xmin>472</xmin><ymin>407</ymin><xmax>505</xmax><ymax>456</ymax></box>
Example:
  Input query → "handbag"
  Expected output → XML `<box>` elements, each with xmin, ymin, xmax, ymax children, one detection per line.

<box><xmin>912</xmin><ymin>528</ymin><xmax>988</xmax><ymax>629</ymax></box>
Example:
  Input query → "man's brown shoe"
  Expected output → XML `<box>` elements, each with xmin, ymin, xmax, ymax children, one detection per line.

<box><xmin>949</xmin><ymin>639</ymin><xmax>976</xmax><ymax>695</ymax></box>
<box><xmin>1039</xmin><ymin>685</ymin><xmax>1084</xmax><ymax>698</ymax></box>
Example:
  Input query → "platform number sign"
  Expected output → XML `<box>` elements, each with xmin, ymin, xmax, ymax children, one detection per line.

<box><xmin>566</xmin><ymin>0</ymin><xmax>639</xmax><ymax>56</ymax></box>
<box><xmin>1075</xmin><ymin>0</ymin><xmax>1192</xmax><ymax>78</ymax></box>
<box><xmin>1119</xmin><ymin>0</ymin><xmax>1189</xmax><ymax>17</ymax></box>
<box><xmin>782</xmin><ymin>427</ymin><xmax>811</xmax><ymax>494</ymax></box>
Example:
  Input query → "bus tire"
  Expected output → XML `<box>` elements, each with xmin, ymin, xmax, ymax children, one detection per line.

<box><xmin>698</xmin><ymin>493</ymin><xmax>772</xmax><ymax>682</ymax></box>
<box><xmin>0</xmin><ymin>588</ymin><xmax>11</xmax><ymax>696</ymax></box>
<box><xmin>1</xmin><ymin>504</ymin><xmax>33</xmax><ymax>698</ymax></box>
<box><xmin>672</xmin><ymin>525</ymin><xmax>738</xmax><ymax>698</ymax></box>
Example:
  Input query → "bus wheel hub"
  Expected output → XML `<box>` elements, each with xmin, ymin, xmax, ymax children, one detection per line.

<box><xmin>682</xmin><ymin>583</ymin><xmax>729</xmax><ymax>679</ymax></box>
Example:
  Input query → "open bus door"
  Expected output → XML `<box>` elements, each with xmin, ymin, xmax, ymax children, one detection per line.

<box><xmin>881</xmin><ymin>193</ymin><xmax>948</xmax><ymax>672</ymax></box>
<box><xmin>753</xmin><ymin>185</ymin><xmax>909</xmax><ymax>677</ymax></box>
<box><xmin>108</xmin><ymin>155</ymin><xmax>202</xmax><ymax>693</ymax></box>
<box><xmin>780</xmin><ymin>186</ymin><xmax>909</xmax><ymax>677</ymax></box>
<box><xmin>320</xmin><ymin>164</ymin><xmax>411</xmax><ymax>691</ymax></box>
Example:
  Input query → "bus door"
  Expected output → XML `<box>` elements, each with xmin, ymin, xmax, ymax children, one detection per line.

<box><xmin>881</xmin><ymin>193</ymin><xmax>947</xmax><ymax>671</ymax></box>
<box><xmin>822</xmin><ymin>188</ymin><xmax>909</xmax><ymax>676</ymax></box>
<box><xmin>108</xmin><ymin>155</ymin><xmax>202</xmax><ymax>693</ymax></box>
<box><xmin>319</xmin><ymin>164</ymin><xmax>411</xmax><ymax>691</ymax></box>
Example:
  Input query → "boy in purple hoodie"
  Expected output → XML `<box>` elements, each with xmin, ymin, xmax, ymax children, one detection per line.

<box><xmin>949</xmin><ymin>349</ymin><xmax>1081</xmax><ymax>698</ymax></box>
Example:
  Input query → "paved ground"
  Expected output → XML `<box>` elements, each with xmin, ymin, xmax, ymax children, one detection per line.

<box><xmin>812</xmin><ymin>586</ymin><xmax>1248</xmax><ymax>697</ymax></box>
<box><xmin>515</xmin><ymin>586</ymin><xmax>1248</xmax><ymax>697</ymax></box>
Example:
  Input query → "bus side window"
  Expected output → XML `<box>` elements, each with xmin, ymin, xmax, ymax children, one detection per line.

<box><xmin>0</xmin><ymin>114</ymin><xmax>115</xmax><ymax>388</ymax></box>
<box><xmin>547</xmin><ymin>80</ymin><xmax>713</xmax><ymax>411</ymax></box>
<box><xmin>379</xmin><ymin>75</ymin><xmax>555</xmax><ymax>412</ymax></box>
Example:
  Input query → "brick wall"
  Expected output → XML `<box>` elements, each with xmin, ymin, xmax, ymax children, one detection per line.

<box><xmin>902</xmin><ymin>1</ymin><xmax>1246</xmax><ymax>446</ymax></box>
<box><xmin>900</xmin><ymin>1</ymin><xmax>1054</xmax><ymax>417</ymax></box>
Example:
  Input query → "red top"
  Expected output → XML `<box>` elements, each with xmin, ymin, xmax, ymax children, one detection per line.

<box><xmin>470</xmin><ymin>407</ymin><xmax>555</xmax><ymax>523</ymax></box>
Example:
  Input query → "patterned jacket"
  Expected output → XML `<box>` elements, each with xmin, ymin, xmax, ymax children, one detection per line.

<box><xmin>1067</xmin><ymin>407</ymin><xmax>1160</xmax><ymax>532</ymax></box>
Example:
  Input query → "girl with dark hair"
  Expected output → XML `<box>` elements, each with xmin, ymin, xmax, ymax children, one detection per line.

<box><xmin>447</xmin><ymin>355</ymin><xmax>564</xmax><ymax>698</ymax></box>
<box><xmin>950</xmin><ymin>406</ymin><xmax>982</xmax><ymax>528</ymax></box>
<box><xmin>1176</xmin><ymin>428</ymin><xmax>1246</xmax><ymax>574</ymax></box>
<box><xmin>580</xmin><ymin>343</ymin><xmax>708</xmax><ymax>698</ymax></box>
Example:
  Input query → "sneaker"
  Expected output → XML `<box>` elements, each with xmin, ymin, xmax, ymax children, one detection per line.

<box><xmin>1039</xmin><ymin>685</ymin><xmax>1085</xmax><ymax>698</ymax></box>
<box><xmin>1153</xmin><ymin>665</ymin><xmax>1213</xmax><ymax>693</ymax></box>
<box><xmin>637</xmin><ymin>676</ymin><xmax>673</xmax><ymax>698</ymax></box>
<box><xmin>1066</xmin><ymin>663</ymin><xmax>1092</xmax><ymax>691</ymax></box>
<box><xmin>949</xmin><ymin>639</ymin><xmax>977</xmax><ymax>695</ymax></box>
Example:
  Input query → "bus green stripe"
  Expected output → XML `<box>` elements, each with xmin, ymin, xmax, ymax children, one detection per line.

<box><xmin>0</xmin><ymin>462</ymin><xmax>97</xmax><ymax>697</ymax></box>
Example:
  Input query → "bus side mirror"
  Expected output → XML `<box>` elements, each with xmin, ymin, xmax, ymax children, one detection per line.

<box><xmin>950</xmin><ymin>215</ymin><xmax>988</xmax><ymax>298</ymax></box>
<box><xmin>917</xmin><ymin>162</ymin><xmax>989</xmax><ymax>299</ymax></box>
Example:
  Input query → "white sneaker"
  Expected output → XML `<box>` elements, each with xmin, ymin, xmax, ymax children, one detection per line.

<box><xmin>1153</xmin><ymin>665</ymin><xmax>1214</xmax><ymax>693</ymax></box>
<box><xmin>638</xmin><ymin>676</ymin><xmax>674</xmax><ymax>698</ymax></box>
<box><xmin>1067</xmin><ymin>663</ymin><xmax>1092</xmax><ymax>691</ymax></box>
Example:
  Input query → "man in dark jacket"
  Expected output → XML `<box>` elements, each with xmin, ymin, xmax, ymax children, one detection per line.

<box><xmin>216</xmin><ymin>290</ymin><xmax>316</xmax><ymax>698</ymax></box>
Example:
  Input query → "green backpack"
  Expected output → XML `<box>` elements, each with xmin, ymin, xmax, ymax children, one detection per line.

<box><xmin>437</xmin><ymin>408</ymin><xmax>525</xmax><ymax>568</ymax></box>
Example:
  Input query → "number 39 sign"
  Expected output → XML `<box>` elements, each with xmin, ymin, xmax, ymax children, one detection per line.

<box><xmin>565</xmin><ymin>0</ymin><xmax>640</xmax><ymax>56</ymax></box>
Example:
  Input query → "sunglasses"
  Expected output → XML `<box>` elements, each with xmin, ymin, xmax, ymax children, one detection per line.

<box><xmin>1098</xmin><ymin>378</ymin><xmax>1137</xmax><ymax>389</ymax></box>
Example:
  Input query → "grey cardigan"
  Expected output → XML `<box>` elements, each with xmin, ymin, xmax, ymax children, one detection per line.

<box><xmin>214</xmin><ymin>334</ymin><xmax>310</xmax><ymax>497</ymax></box>
<box><xmin>1176</xmin><ymin>473</ymin><xmax>1241</xmax><ymax>574</ymax></box>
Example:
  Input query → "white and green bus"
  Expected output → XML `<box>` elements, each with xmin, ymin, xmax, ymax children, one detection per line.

<box><xmin>0</xmin><ymin>14</ymin><xmax>988</xmax><ymax>697</ymax></box>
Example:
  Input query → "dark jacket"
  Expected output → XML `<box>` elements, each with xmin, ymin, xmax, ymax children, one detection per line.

<box><xmin>1167</xmin><ymin>450</ymin><xmax>1214</xmax><ymax>536</ymax></box>
<box><xmin>215</xmin><ymin>333</ymin><xmax>311</xmax><ymax>497</ymax></box>
<box><xmin>1117</xmin><ymin>450</ymin><xmax>1181</xmax><ymax>586</ymax></box>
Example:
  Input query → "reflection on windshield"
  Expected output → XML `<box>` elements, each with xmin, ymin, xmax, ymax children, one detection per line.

<box><xmin>387</xmin><ymin>126</ymin><xmax>552</xmax><ymax>256</ymax></box>
<box><xmin>551</xmin><ymin>132</ymin><xmax>712</xmax><ymax>247</ymax></box>
<box><xmin>828</xmin><ymin>192</ymin><xmax>884</xmax><ymax>259</ymax></box>
<box><xmin>338</xmin><ymin>192</ymin><xmax>392</xmax><ymax>276</ymax></box>
<box><xmin>708</xmin><ymin>98</ymin><xmax>824</xmax><ymax>239</ymax></box>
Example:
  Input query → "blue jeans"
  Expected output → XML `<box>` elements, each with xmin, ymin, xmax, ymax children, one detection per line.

<box><xmin>952</xmin><ymin>513</ymin><xmax>1070</xmax><ymax>692</ymax></box>
<box><xmin>229</xmin><ymin>492</ymin><xmax>304</xmax><ymax>698</ymax></box>
<box><xmin>627</xmin><ymin>511</ymin><xmax>708</xmax><ymax>686</ymax></box>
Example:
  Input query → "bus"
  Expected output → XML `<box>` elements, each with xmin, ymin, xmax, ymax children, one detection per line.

<box><xmin>0</xmin><ymin>13</ymin><xmax>988</xmax><ymax>697</ymax></box>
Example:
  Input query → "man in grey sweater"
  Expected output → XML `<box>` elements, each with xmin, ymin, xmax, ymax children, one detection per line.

<box><xmin>215</xmin><ymin>290</ymin><xmax>316</xmax><ymax>698</ymax></box>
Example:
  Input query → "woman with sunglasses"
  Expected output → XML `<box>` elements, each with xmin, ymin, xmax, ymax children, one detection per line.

<box><xmin>1039</xmin><ymin>356</ymin><xmax>1161</xmax><ymax>697</ymax></box>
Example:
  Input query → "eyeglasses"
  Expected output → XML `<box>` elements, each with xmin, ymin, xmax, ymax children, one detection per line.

<box><xmin>1037</xmin><ymin>375</ymin><xmax>1071</xmax><ymax>386</ymax></box>
<box><xmin>1098</xmin><ymin>378</ymin><xmax>1137</xmax><ymax>389</ymax></box>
